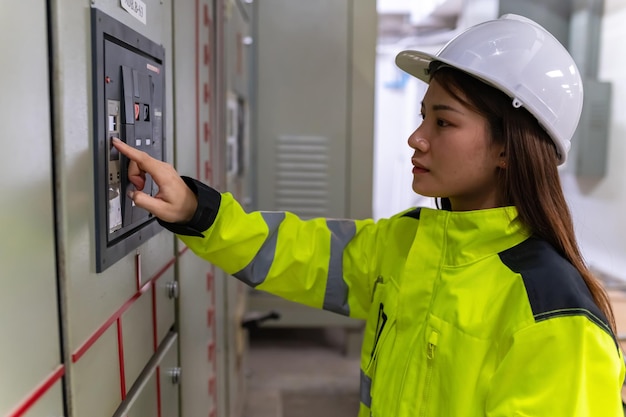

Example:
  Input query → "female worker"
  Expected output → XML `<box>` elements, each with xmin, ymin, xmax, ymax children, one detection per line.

<box><xmin>113</xmin><ymin>14</ymin><xmax>624</xmax><ymax>416</ymax></box>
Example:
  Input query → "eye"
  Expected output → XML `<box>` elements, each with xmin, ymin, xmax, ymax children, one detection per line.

<box><xmin>421</xmin><ymin>112</ymin><xmax>451</xmax><ymax>127</ymax></box>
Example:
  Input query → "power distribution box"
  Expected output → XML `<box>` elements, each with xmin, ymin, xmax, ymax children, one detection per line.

<box><xmin>92</xmin><ymin>8</ymin><xmax>166</xmax><ymax>272</ymax></box>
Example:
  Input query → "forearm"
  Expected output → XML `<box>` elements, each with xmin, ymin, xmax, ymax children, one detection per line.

<box><xmin>161</xmin><ymin>176</ymin><xmax>376</xmax><ymax>318</ymax></box>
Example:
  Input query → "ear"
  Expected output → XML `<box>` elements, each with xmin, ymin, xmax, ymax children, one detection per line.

<box><xmin>496</xmin><ymin>149</ymin><xmax>507</xmax><ymax>169</ymax></box>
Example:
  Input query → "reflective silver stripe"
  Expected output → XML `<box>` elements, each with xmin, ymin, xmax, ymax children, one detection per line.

<box><xmin>323</xmin><ymin>219</ymin><xmax>356</xmax><ymax>316</ymax></box>
<box><xmin>233</xmin><ymin>212</ymin><xmax>285</xmax><ymax>287</ymax></box>
<box><xmin>360</xmin><ymin>369</ymin><xmax>372</xmax><ymax>408</ymax></box>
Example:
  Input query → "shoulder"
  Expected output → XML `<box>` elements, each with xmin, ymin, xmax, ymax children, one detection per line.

<box><xmin>498</xmin><ymin>237</ymin><xmax>614</xmax><ymax>339</ymax></box>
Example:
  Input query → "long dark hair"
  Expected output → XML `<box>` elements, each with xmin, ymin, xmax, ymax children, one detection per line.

<box><xmin>431</xmin><ymin>66</ymin><xmax>616</xmax><ymax>333</ymax></box>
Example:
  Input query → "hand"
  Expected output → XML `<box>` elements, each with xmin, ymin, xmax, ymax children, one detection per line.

<box><xmin>112</xmin><ymin>138</ymin><xmax>198</xmax><ymax>223</ymax></box>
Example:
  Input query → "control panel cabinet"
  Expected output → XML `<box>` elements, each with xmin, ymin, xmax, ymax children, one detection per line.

<box><xmin>92</xmin><ymin>8</ymin><xmax>166</xmax><ymax>272</ymax></box>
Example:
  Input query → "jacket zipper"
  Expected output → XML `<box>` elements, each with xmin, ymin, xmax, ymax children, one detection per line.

<box><xmin>367</xmin><ymin>302</ymin><xmax>388</xmax><ymax>369</ymax></box>
<box><xmin>366</xmin><ymin>276</ymin><xmax>385</xmax><ymax>369</ymax></box>
<box><xmin>368</xmin><ymin>321</ymin><xmax>396</xmax><ymax>416</ymax></box>
<box><xmin>420</xmin><ymin>330</ymin><xmax>439</xmax><ymax>417</ymax></box>
<box><xmin>371</xmin><ymin>275</ymin><xmax>384</xmax><ymax>302</ymax></box>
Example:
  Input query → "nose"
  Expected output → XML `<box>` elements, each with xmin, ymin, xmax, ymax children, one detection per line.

<box><xmin>408</xmin><ymin>127</ymin><xmax>429</xmax><ymax>153</ymax></box>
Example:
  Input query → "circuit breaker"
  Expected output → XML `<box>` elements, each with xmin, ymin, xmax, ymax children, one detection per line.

<box><xmin>92</xmin><ymin>8</ymin><xmax>166</xmax><ymax>272</ymax></box>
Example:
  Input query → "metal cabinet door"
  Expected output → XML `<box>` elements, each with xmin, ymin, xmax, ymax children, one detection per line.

<box><xmin>0</xmin><ymin>0</ymin><xmax>64</xmax><ymax>414</ymax></box>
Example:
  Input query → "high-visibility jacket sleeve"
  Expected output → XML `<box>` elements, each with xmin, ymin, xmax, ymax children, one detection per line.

<box><xmin>485</xmin><ymin>315</ymin><xmax>625</xmax><ymax>416</ymax></box>
<box><xmin>177</xmin><ymin>190</ymin><xmax>383</xmax><ymax>319</ymax></box>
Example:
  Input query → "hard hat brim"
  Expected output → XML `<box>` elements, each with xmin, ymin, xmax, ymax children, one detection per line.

<box><xmin>395</xmin><ymin>50</ymin><xmax>437</xmax><ymax>85</ymax></box>
<box><xmin>395</xmin><ymin>49</ymin><xmax>514</xmax><ymax>99</ymax></box>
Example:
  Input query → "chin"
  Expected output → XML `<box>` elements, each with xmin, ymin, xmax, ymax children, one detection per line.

<box><xmin>412</xmin><ymin>184</ymin><xmax>441</xmax><ymax>198</ymax></box>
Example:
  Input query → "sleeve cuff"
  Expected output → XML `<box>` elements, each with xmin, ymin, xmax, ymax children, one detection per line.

<box><xmin>157</xmin><ymin>176</ymin><xmax>221</xmax><ymax>237</ymax></box>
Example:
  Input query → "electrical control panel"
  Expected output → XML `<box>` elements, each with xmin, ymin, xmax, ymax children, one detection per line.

<box><xmin>92</xmin><ymin>8</ymin><xmax>165</xmax><ymax>272</ymax></box>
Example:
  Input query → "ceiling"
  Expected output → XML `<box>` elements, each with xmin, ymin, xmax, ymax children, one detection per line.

<box><xmin>377</xmin><ymin>0</ymin><xmax>465</xmax><ymax>46</ymax></box>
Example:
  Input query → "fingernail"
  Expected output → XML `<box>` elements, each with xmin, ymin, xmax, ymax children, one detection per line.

<box><xmin>127</xmin><ymin>190</ymin><xmax>135</xmax><ymax>200</ymax></box>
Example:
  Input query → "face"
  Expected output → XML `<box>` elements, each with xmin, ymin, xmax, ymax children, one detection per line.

<box><xmin>408</xmin><ymin>78</ymin><xmax>504</xmax><ymax>211</ymax></box>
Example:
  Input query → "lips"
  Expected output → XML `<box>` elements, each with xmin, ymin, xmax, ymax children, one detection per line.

<box><xmin>412</xmin><ymin>159</ymin><xmax>430</xmax><ymax>174</ymax></box>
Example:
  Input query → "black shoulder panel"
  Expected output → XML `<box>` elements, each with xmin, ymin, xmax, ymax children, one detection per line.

<box><xmin>401</xmin><ymin>207</ymin><xmax>422</xmax><ymax>220</ymax></box>
<box><xmin>499</xmin><ymin>237</ymin><xmax>615</xmax><ymax>342</ymax></box>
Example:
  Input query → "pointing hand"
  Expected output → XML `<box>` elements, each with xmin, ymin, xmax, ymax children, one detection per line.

<box><xmin>112</xmin><ymin>138</ymin><xmax>198</xmax><ymax>223</ymax></box>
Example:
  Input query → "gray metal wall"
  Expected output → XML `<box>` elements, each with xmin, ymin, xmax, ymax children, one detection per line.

<box><xmin>253</xmin><ymin>0</ymin><xmax>375</xmax><ymax>220</ymax></box>
<box><xmin>247</xmin><ymin>0</ymin><xmax>376</xmax><ymax>338</ymax></box>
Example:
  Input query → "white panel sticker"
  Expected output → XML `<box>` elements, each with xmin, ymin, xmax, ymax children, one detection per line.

<box><xmin>121</xmin><ymin>0</ymin><xmax>147</xmax><ymax>25</ymax></box>
<box><xmin>109</xmin><ymin>192</ymin><xmax>123</xmax><ymax>233</ymax></box>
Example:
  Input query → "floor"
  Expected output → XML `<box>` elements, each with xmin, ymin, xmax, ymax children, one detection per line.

<box><xmin>242</xmin><ymin>289</ymin><xmax>626</xmax><ymax>417</ymax></box>
<box><xmin>243</xmin><ymin>328</ymin><xmax>361</xmax><ymax>417</ymax></box>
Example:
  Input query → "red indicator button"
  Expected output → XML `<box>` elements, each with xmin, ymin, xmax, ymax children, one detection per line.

<box><xmin>134</xmin><ymin>103</ymin><xmax>140</xmax><ymax>120</ymax></box>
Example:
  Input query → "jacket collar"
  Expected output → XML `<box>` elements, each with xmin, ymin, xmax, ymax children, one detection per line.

<box><xmin>415</xmin><ymin>206</ymin><xmax>531</xmax><ymax>266</ymax></box>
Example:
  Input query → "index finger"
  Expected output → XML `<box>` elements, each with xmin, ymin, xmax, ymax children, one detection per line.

<box><xmin>112</xmin><ymin>138</ymin><xmax>163</xmax><ymax>177</ymax></box>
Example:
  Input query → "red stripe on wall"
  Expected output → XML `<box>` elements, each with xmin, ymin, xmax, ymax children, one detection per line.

<box><xmin>151</xmin><ymin>284</ymin><xmax>158</xmax><ymax>351</ymax></box>
<box><xmin>151</xmin><ymin>282</ymin><xmax>163</xmax><ymax>416</ymax></box>
<box><xmin>71</xmin><ymin>256</ymin><xmax>176</xmax><ymax>363</ymax></box>
<box><xmin>209</xmin><ymin>266</ymin><xmax>215</xmax><ymax>302</ymax></box>
<box><xmin>136</xmin><ymin>252</ymin><xmax>142</xmax><ymax>291</ymax></box>
<box><xmin>12</xmin><ymin>255</ymin><xmax>174</xmax><ymax>414</ymax></box>
<box><xmin>117</xmin><ymin>318</ymin><xmax>127</xmax><ymax>399</ymax></box>
<box><xmin>7</xmin><ymin>365</ymin><xmax>65</xmax><ymax>417</ymax></box>
<box><xmin>71</xmin><ymin>290</ymin><xmax>142</xmax><ymax>363</ymax></box>
<box><xmin>207</xmin><ymin>307</ymin><xmax>215</xmax><ymax>328</ymax></box>
<box><xmin>210</xmin><ymin>267</ymin><xmax>217</xmax><ymax>339</ymax></box>
<box><xmin>208</xmin><ymin>375</ymin><xmax>216</xmax><ymax>397</ymax></box>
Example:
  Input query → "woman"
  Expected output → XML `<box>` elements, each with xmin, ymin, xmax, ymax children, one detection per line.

<box><xmin>113</xmin><ymin>14</ymin><xmax>624</xmax><ymax>416</ymax></box>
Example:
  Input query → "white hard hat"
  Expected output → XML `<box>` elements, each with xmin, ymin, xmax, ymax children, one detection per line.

<box><xmin>396</xmin><ymin>14</ymin><xmax>583</xmax><ymax>165</ymax></box>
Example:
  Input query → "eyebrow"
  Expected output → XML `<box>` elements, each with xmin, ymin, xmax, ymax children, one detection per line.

<box><xmin>421</xmin><ymin>102</ymin><xmax>465</xmax><ymax>114</ymax></box>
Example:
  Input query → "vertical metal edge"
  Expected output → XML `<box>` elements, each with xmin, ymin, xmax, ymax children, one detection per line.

<box><xmin>248</xmin><ymin>0</ymin><xmax>259</xmax><ymax>210</ymax></box>
<box><xmin>348</xmin><ymin>0</ymin><xmax>376</xmax><ymax>219</ymax></box>
<box><xmin>92</xmin><ymin>7</ymin><xmax>108</xmax><ymax>273</ymax></box>
<box><xmin>47</xmin><ymin>0</ymin><xmax>73</xmax><ymax>414</ymax></box>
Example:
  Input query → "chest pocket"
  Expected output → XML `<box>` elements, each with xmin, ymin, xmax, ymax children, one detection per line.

<box><xmin>363</xmin><ymin>276</ymin><xmax>399</xmax><ymax>414</ymax></box>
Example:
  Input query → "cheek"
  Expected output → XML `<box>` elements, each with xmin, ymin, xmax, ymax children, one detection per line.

<box><xmin>440</xmin><ymin>144</ymin><xmax>479</xmax><ymax>167</ymax></box>
<box><xmin>444</xmin><ymin>142</ymin><xmax>494</xmax><ymax>175</ymax></box>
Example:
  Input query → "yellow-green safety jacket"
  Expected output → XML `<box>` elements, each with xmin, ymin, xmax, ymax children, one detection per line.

<box><xmin>163</xmin><ymin>177</ymin><xmax>625</xmax><ymax>416</ymax></box>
